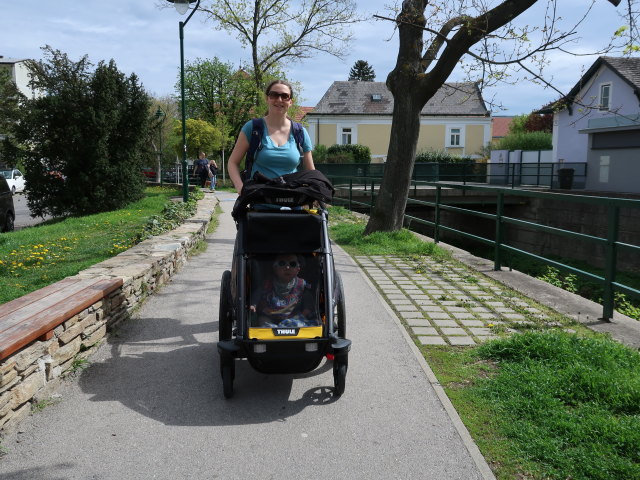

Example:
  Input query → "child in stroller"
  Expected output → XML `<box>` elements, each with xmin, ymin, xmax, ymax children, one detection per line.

<box><xmin>249</xmin><ymin>253</ymin><xmax>318</xmax><ymax>328</ymax></box>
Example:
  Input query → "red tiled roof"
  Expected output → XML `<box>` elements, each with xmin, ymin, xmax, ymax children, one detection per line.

<box><xmin>293</xmin><ymin>106</ymin><xmax>314</xmax><ymax>122</ymax></box>
<box><xmin>492</xmin><ymin>116</ymin><xmax>513</xmax><ymax>138</ymax></box>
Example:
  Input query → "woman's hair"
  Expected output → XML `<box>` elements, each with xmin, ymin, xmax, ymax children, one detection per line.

<box><xmin>265</xmin><ymin>79</ymin><xmax>294</xmax><ymax>99</ymax></box>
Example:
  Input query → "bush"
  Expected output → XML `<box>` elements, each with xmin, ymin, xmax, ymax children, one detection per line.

<box><xmin>326</xmin><ymin>144</ymin><xmax>371</xmax><ymax>163</ymax></box>
<box><xmin>15</xmin><ymin>47</ymin><xmax>151</xmax><ymax>217</ymax></box>
<box><xmin>494</xmin><ymin>131</ymin><xmax>552</xmax><ymax>151</ymax></box>
<box><xmin>313</xmin><ymin>144</ymin><xmax>328</xmax><ymax>163</ymax></box>
<box><xmin>415</xmin><ymin>149</ymin><xmax>475</xmax><ymax>164</ymax></box>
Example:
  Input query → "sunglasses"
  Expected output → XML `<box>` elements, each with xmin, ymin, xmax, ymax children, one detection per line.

<box><xmin>267</xmin><ymin>91</ymin><xmax>292</xmax><ymax>101</ymax></box>
<box><xmin>274</xmin><ymin>260</ymin><xmax>300</xmax><ymax>268</ymax></box>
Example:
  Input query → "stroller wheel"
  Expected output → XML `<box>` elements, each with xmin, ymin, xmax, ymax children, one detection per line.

<box><xmin>335</xmin><ymin>273</ymin><xmax>346</xmax><ymax>338</ymax></box>
<box><xmin>333</xmin><ymin>360</ymin><xmax>347</xmax><ymax>397</ymax></box>
<box><xmin>221</xmin><ymin>360</ymin><xmax>235</xmax><ymax>399</ymax></box>
<box><xmin>219</xmin><ymin>270</ymin><xmax>233</xmax><ymax>341</ymax></box>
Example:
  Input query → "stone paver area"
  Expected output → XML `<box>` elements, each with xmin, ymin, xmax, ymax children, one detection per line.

<box><xmin>355</xmin><ymin>255</ymin><xmax>554</xmax><ymax>346</ymax></box>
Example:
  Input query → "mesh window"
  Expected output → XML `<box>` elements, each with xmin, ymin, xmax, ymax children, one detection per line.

<box><xmin>248</xmin><ymin>253</ymin><xmax>321</xmax><ymax>328</ymax></box>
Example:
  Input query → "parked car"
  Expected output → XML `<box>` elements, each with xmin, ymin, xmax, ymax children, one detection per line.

<box><xmin>0</xmin><ymin>168</ymin><xmax>26</xmax><ymax>195</ymax></box>
<box><xmin>0</xmin><ymin>176</ymin><xmax>15</xmax><ymax>232</ymax></box>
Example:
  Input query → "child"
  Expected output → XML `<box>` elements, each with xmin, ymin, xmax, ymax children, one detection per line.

<box><xmin>250</xmin><ymin>253</ymin><xmax>316</xmax><ymax>327</ymax></box>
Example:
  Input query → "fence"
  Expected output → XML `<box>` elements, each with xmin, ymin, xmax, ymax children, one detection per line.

<box><xmin>327</xmin><ymin>176</ymin><xmax>640</xmax><ymax>321</ymax></box>
<box><xmin>316</xmin><ymin>162</ymin><xmax>588</xmax><ymax>189</ymax></box>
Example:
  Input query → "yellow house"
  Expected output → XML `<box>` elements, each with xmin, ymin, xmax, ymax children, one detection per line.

<box><xmin>305</xmin><ymin>81</ymin><xmax>492</xmax><ymax>163</ymax></box>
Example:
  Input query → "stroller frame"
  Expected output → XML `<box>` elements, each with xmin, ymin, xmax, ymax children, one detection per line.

<box><xmin>217</xmin><ymin>205</ymin><xmax>351</xmax><ymax>399</ymax></box>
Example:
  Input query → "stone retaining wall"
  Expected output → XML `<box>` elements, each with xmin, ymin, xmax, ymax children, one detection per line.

<box><xmin>0</xmin><ymin>195</ymin><xmax>218</xmax><ymax>434</ymax></box>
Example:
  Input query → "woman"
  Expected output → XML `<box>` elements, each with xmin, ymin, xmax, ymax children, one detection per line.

<box><xmin>227</xmin><ymin>80</ymin><xmax>315</xmax><ymax>194</ymax></box>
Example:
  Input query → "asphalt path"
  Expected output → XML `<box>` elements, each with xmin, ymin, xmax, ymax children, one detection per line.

<box><xmin>12</xmin><ymin>193</ymin><xmax>51</xmax><ymax>230</ymax></box>
<box><xmin>0</xmin><ymin>192</ymin><xmax>487</xmax><ymax>480</ymax></box>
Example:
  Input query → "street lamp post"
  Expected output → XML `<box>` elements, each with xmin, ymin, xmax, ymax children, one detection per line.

<box><xmin>166</xmin><ymin>0</ymin><xmax>201</xmax><ymax>202</ymax></box>
<box><xmin>154</xmin><ymin>107</ymin><xmax>166</xmax><ymax>185</ymax></box>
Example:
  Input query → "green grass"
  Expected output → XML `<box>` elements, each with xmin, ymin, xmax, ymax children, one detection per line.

<box><xmin>423</xmin><ymin>332</ymin><xmax>640</xmax><ymax>480</ymax></box>
<box><xmin>0</xmin><ymin>186</ymin><xmax>199</xmax><ymax>304</ymax></box>
<box><xmin>328</xmin><ymin>206</ymin><xmax>449</xmax><ymax>258</ymax></box>
<box><xmin>328</xmin><ymin>207</ymin><xmax>640</xmax><ymax>479</ymax></box>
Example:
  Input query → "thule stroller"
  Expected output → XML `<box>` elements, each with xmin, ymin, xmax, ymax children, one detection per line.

<box><xmin>217</xmin><ymin>171</ymin><xmax>351</xmax><ymax>398</ymax></box>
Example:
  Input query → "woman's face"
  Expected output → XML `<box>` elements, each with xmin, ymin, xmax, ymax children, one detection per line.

<box><xmin>266</xmin><ymin>83</ymin><xmax>293</xmax><ymax>114</ymax></box>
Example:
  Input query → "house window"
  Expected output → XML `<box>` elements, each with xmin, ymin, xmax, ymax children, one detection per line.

<box><xmin>599</xmin><ymin>83</ymin><xmax>611</xmax><ymax>110</ymax></box>
<box><xmin>371</xmin><ymin>94</ymin><xmax>382</xmax><ymax>102</ymax></box>
<box><xmin>341</xmin><ymin>127</ymin><xmax>352</xmax><ymax>145</ymax></box>
<box><xmin>447</xmin><ymin>127</ymin><xmax>463</xmax><ymax>147</ymax></box>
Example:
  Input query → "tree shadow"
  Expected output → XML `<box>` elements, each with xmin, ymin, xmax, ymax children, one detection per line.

<box><xmin>78</xmin><ymin>316</ymin><xmax>337</xmax><ymax>427</ymax></box>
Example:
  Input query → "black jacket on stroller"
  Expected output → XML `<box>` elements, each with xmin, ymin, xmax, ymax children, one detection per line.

<box><xmin>232</xmin><ymin>170</ymin><xmax>335</xmax><ymax>219</ymax></box>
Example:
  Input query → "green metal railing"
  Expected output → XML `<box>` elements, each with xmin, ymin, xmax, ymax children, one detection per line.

<box><xmin>328</xmin><ymin>176</ymin><xmax>640</xmax><ymax>321</ymax></box>
<box><xmin>316</xmin><ymin>162</ymin><xmax>588</xmax><ymax>189</ymax></box>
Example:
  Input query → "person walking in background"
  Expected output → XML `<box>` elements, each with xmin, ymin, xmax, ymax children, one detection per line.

<box><xmin>208</xmin><ymin>158</ymin><xmax>218</xmax><ymax>192</ymax></box>
<box><xmin>195</xmin><ymin>152</ymin><xmax>209</xmax><ymax>188</ymax></box>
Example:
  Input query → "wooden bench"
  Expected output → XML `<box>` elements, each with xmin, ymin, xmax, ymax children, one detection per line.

<box><xmin>0</xmin><ymin>277</ymin><xmax>123</xmax><ymax>361</ymax></box>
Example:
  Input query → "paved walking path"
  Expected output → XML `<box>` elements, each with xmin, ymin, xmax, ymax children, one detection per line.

<box><xmin>0</xmin><ymin>191</ymin><xmax>493</xmax><ymax>480</ymax></box>
<box><xmin>1</xmin><ymin>190</ymin><xmax>638</xmax><ymax>480</ymax></box>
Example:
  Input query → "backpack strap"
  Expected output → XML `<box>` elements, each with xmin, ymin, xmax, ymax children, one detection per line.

<box><xmin>243</xmin><ymin>118</ymin><xmax>265</xmax><ymax>180</ymax></box>
<box><xmin>291</xmin><ymin>121</ymin><xmax>305</xmax><ymax>158</ymax></box>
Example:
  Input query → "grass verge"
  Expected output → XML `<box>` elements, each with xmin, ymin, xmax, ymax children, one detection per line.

<box><xmin>328</xmin><ymin>207</ymin><xmax>640</xmax><ymax>480</ymax></box>
<box><xmin>0</xmin><ymin>186</ymin><xmax>203</xmax><ymax>304</ymax></box>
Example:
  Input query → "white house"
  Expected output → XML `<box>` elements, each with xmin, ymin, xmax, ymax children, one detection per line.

<box><xmin>0</xmin><ymin>56</ymin><xmax>39</xmax><ymax>99</ymax></box>
<box><xmin>538</xmin><ymin>56</ymin><xmax>640</xmax><ymax>193</ymax></box>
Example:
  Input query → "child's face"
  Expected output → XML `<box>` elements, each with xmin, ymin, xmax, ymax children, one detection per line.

<box><xmin>273</xmin><ymin>254</ymin><xmax>301</xmax><ymax>282</ymax></box>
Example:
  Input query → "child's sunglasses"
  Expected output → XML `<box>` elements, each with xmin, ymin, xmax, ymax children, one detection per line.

<box><xmin>274</xmin><ymin>260</ymin><xmax>299</xmax><ymax>268</ymax></box>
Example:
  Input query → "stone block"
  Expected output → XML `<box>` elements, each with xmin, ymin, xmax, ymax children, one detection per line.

<box><xmin>447</xmin><ymin>336</ymin><xmax>477</xmax><ymax>346</ymax></box>
<box><xmin>14</xmin><ymin>342</ymin><xmax>48</xmax><ymax>372</ymax></box>
<box><xmin>11</xmin><ymin>369</ymin><xmax>46</xmax><ymax>408</ymax></box>
<box><xmin>418</xmin><ymin>336</ymin><xmax>447</xmax><ymax>345</ymax></box>
<box><xmin>82</xmin><ymin>325</ymin><xmax>107</xmax><ymax>348</ymax></box>
<box><xmin>52</xmin><ymin>337</ymin><xmax>81</xmax><ymax>366</ymax></box>
<box><xmin>0</xmin><ymin>369</ymin><xmax>18</xmax><ymax>389</ymax></box>
<box><xmin>58</xmin><ymin>313</ymin><xmax>98</xmax><ymax>344</ymax></box>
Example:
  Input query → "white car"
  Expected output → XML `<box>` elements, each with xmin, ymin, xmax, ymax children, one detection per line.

<box><xmin>0</xmin><ymin>169</ymin><xmax>26</xmax><ymax>195</ymax></box>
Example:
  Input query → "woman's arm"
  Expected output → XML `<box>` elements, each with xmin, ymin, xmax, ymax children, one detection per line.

<box><xmin>301</xmin><ymin>150</ymin><xmax>315</xmax><ymax>171</ymax></box>
<box><xmin>227</xmin><ymin>131</ymin><xmax>249</xmax><ymax>193</ymax></box>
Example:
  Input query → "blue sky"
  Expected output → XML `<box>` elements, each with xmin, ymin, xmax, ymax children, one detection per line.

<box><xmin>1</xmin><ymin>0</ymin><xmax>631</xmax><ymax>115</ymax></box>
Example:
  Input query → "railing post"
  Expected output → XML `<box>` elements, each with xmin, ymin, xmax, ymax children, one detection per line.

<box><xmin>434</xmin><ymin>186</ymin><xmax>442</xmax><ymax>243</ymax></box>
<box><xmin>370</xmin><ymin>180</ymin><xmax>375</xmax><ymax>209</ymax></box>
<box><xmin>494</xmin><ymin>191</ymin><xmax>505</xmax><ymax>271</ymax></box>
<box><xmin>602</xmin><ymin>205</ymin><xmax>619</xmax><ymax>321</ymax></box>
<box><xmin>349</xmin><ymin>178</ymin><xmax>353</xmax><ymax>211</ymax></box>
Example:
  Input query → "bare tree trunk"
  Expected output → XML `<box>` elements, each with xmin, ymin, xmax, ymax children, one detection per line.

<box><xmin>364</xmin><ymin>90</ymin><xmax>422</xmax><ymax>234</ymax></box>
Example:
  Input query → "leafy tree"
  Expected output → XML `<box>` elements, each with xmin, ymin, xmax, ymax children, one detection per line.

<box><xmin>508</xmin><ymin>114</ymin><xmax>529</xmax><ymax>135</ymax></box>
<box><xmin>524</xmin><ymin>113</ymin><xmax>553</xmax><ymax>133</ymax></box>
<box><xmin>364</xmin><ymin>0</ymin><xmax>637</xmax><ymax>234</ymax></box>
<box><xmin>14</xmin><ymin>47</ymin><xmax>151</xmax><ymax>217</ymax></box>
<box><xmin>0</xmin><ymin>68</ymin><xmax>25</xmax><ymax>168</ymax></box>
<box><xmin>349</xmin><ymin>60</ymin><xmax>376</xmax><ymax>81</ymax></box>
<box><xmin>171</xmin><ymin>118</ymin><xmax>223</xmax><ymax>159</ymax></box>
<box><xmin>179</xmin><ymin>57</ymin><xmax>258</xmax><ymax>146</ymax></box>
<box><xmin>199</xmin><ymin>0</ymin><xmax>361</xmax><ymax>91</ymax></box>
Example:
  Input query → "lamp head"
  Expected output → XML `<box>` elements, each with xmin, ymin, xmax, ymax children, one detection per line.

<box><xmin>607</xmin><ymin>0</ymin><xmax>621</xmax><ymax>6</ymax></box>
<box><xmin>166</xmin><ymin>0</ymin><xmax>197</xmax><ymax>15</ymax></box>
<box><xmin>155</xmin><ymin>107</ymin><xmax>165</xmax><ymax>119</ymax></box>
